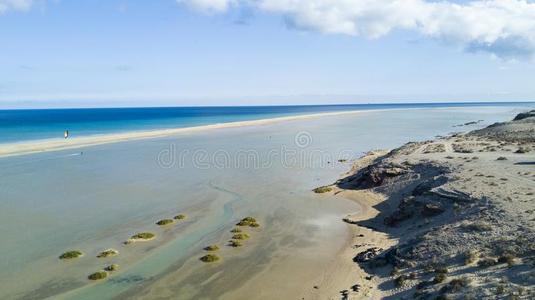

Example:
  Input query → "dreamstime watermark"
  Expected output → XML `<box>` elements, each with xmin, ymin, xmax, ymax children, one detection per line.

<box><xmin>294</xmin><ymin>131</ymin><xmax>313</xmax><ymax>148</ymax></box>
<box><xmin>157</xmin><ymin>131</ymin><xmax>354</xmax><ymax>170</ymax></box>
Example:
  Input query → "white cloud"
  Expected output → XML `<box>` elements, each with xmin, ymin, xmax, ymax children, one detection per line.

<box><xmin>0</xmin><ymin>0</ymin><xmax>32</xmax><ymax>14</ymax></box>
<box><xmin>178</xmin><ymin>0</ymin><xmax>535</xmax><ymax>60</ymax></box>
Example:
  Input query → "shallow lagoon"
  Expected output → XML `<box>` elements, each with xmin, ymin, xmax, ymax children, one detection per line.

<box><xmin>0</xmin><ymin>105</ymin><xmax>532</xmax><ymax>299</ymax></box>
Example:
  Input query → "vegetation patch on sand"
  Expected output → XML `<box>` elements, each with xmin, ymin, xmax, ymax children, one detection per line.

<box><xmin>200</xmin><ymin>254</ymin><xmax>220</xmax><ymax>263</ymax></box>
<box><xmin>515</xmin><ymin>147</ymin><xmax>530</xmax><ymax>154</ymax></box>
<box><xmin>174</xmin><ymin>214</ymin><xmax>186</xmax><ymax>220</ymax></box>
<box><xmin>230</xmin><ymin>228</ymin><xmax>242</xmax><ymax>233</ymax></box>
<box><xmin>126</xmin><ymin>232</ymin><xmax>156</xmax><ymax>244</ymax></box>
<box><xmin>228</xmin><ymin>240</ymin><xmax>243</xmax><ymax>247</ymax></box>
<box><xmin>156</xmin><ymin>219</ymin><xmax>174</xmax><ymax>226</ymax></box>
<box><xmin>88</xmin><ymin>271</ymin><xmax>108</xmax><ymax>280</ymax></box>
<box><xmin>97</xmin><ymin>249</ymin><xmax>119</xmax><ymax>258</ymax></box>
<box><xmin>59</xmin><ymin>250</ymin><xmax>83</xmax><ymax>260</ymax></box>
<box><xmin>236</xmin><ymin>217</ymin><xmax>259</xmax><ymax>227</ymax></box>
<box><xmin>204</xmin><ymin>245</ymin><xmax>220</xmax><ymax>251</ymax></box>
<box><xmin>313</xmin><ymin>186</ymin><xmax>333</xmax><ymax>193</ymax></box>
<box><xmin>232</xmin><ymin>233</ymin><xmax>250</xmax><ymax>240</ymax></box>
<box><xmin>131</xmin><ymin>232</ymin><xmax>155</xmax><ymax>239</ymax></box>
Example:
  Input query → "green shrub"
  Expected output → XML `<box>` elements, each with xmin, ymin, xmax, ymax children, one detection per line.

<box><xmin>97</xmin><ymin>249</ymin><xmax>118</xmax><ymax>258</ymax></box>
<box><xmin>515</xmin><ymin>147</ymin><xmax>529</xmax><ymax>154</ymax></box>
<box><xmin>156</xmin><ymin>219</ymin><xmax>174</xmax><ymax>226</ymax></box>
<box><xmin>131</xmin><ymin>232</ymin><xmax>155</xmax><ymax>240</ymax></box>
<box><xmin>394</xmin><ymin>275</ymin><xmax>409</xmax><ymax>287</ymax></box>
<box><xmin>59</xmin><ymin>250</ymin><xmax>83</xmax><ymax>260</ymax></box>
<box><xmin>498</xmin><ymin>253</ymin><xmax>516</xmax><ymax>266</ymax></box>
<box><xmin>249</xmin><ymin>222</ymin><xmax>260</xmax><ymax>228</ymax></box>
<box><xmin>200</xmin><ymin>254</ymin><xmax>220</xmax><ymax>263</ymax></box>
<box><xmin>204</xmin><ymin>245</ymin><xmax>220</xmax><ymax>251</ymax></box>
<box><xmin>174</xmin><ymin>214</ymin><xmax>186</xmax><ymax>220</ymax></box>
<box><xmin>433</xmin><ymin>273</ymin><xmax>447</xmax><ymax>284</ymax></box>
<box><xmin>228</xmin><ymin>240</ymin><xmax>243</xmax><ymax>247</ymax></box>
<box><xmin>88</xmin><ymin>271</ymin><xmax>108</xmax><ymax>280</ymax></box>
<box><xmin>242</xmin><ymin>217</ymin><xmax>256</xmax><ymax>223</ymax></box>
<box><xmin>232</xmin><ymin>233</ymin><xmax>250</xmax><ymax>240</ymax></box>
<box><xmin>313</xmin><ymin>186</ymin><xmax>332</xmax><ymax>194</ymax></box>
<box><xmin>230</xmin><ymin>228</ymin><xmax>242</xmax><ymax>233</ymax></box>
<box><xmin>435</xmin><ymin>267</ymin><xmax>448</xmax><ymax>274</ymax></box>
<box><xmin>236</xmin><ymin>217</ymin><xmax>257</xmax><ymax>226</ymax></box>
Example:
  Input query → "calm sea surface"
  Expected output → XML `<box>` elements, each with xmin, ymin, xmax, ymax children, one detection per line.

<box><xmin>1</xmin><ymin>103</ymin><xmax>532</xmax><ymax>143</ymax></box>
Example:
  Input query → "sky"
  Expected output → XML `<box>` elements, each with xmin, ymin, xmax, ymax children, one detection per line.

<box><xmin>1</xmin><ymin>0</ymin><xmax>535</xmax><ymax>108</ymax></box>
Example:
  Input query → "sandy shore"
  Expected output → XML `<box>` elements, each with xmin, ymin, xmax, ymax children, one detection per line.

<box><xmin>296</xmin><ymin>151</ymin><xmax>395</xmax><ymax>300</ymax></box>
<box><xmin>0</xmin><ymin>109</ymin><xmax>388</xmax><ymax>158</ymax></box>
<box><xmin>315</xmin><ymin>110</ymin><xmax>535</xmax><ymax>299</ymax></box>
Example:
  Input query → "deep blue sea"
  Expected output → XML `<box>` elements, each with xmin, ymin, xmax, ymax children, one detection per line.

<box><xmin>0</xmin><ymin>102</ymin><xmax>533</xmax><ymax>143</ymax></box>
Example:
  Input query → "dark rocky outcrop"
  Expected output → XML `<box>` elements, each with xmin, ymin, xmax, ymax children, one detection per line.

<box><xmin>513</xmin><ymin>110</ymin><xmax>535</xmax><ymax>121</ymax></box>
<box><xmin>422</xmin><ymin>203</ymin><xmax>445</xmax><ymax>217</ymax></box>
<box><xmin>430</xmin><ymin>188</ymin><xmax>474</xmax><ymax>203</ymax></box>
<box><xmin>353</xmin><ymin>247</ymin><xmax>383</xmax><ymax>263</ymax></box>
<box><xmin>470</xmin><ymin>110</ymin><xmax>535</xmax><ymax>142</ymax></box>
<box><xmin>350</xmin><ymin>163</ymin><xmax>409</xmax><ymax>189</ymax></box>
<box><xmin>412</xmin><ymin>176</ymin><xmax>448</xmax><ymax>196</ymax></box>
<box><xmin>385</xmin><ymin>195</ymin><xmax>446</xmax><ymax>226</ymax></box>
<box><xmin>384</xmin><ymin>196</ymin><xmax>417</xmax><ymax>226</ymax></box>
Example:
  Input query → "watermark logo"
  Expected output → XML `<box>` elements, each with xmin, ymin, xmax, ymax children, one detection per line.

<box><xmin>294</xmin><ymin>131</ymin><xmax>313</xmax><ymax>148</ymax></box>
<box><xmin>156</xmin><ymin>131</ymin><xmax>353</xmax><ymax>170</ymax></box>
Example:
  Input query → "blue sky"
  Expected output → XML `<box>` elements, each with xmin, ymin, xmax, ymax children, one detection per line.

<box><xmin>1</xmin><ymin>0</ymin><xmax>535</xmax><ymax>108</ymax></box>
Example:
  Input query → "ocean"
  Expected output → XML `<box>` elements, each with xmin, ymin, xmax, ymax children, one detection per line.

<box><xmin>0</xmin><ymin>102</ymin><xmax>531</xmax><ymax>143</ymax></box>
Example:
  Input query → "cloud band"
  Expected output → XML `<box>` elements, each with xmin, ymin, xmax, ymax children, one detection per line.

<box><xmin>177</xmin><ymin>0</ymin><xmax>535</xmax><ymax>60</ymax></box>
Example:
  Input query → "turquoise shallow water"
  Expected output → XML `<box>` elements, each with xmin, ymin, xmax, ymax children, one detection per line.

<box><xmin>0</xmin><ymin>104</ymin><xmax>533</xmax><ymax>300</ymax></box>
<box><xmin>54</xmin><ymin>181</ymin><xmax>242</xmax><ymax>300</ymax></box>
<box><xmin>0</xmin><ymin>103</ymin><xmax>530</xmax><ymax>143</ymax></box>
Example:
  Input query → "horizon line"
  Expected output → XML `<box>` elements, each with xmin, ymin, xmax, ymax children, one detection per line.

<box><xmin>2</xmin><ymin>100</ymin><xmax>535</xmax><ymax>111</ymax></box>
